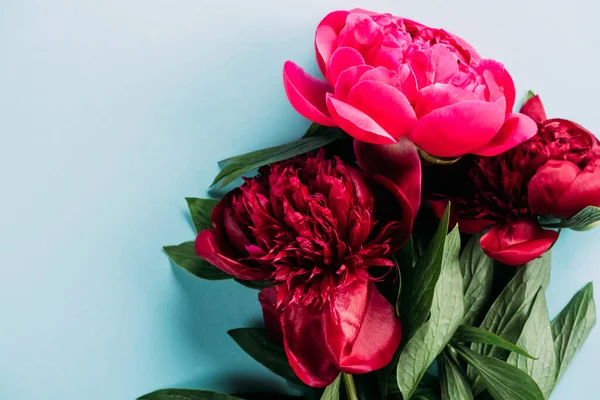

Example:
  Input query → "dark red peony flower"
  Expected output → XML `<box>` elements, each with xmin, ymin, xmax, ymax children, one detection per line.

<box><xmin>429</xmin><ymin>95</ymin><xmax>600</xmax><ymax>265</ymax></box>
<box><xmin>195</xmin><ymin>149</ymin><xmax>419</xmax><ymax>387</ymax></box>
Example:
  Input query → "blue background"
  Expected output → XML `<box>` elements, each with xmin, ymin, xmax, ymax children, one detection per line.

<box><xmin>0</xmin><ymin>1</ymin><xmax>598</xmax><ymax>399</ymax></box>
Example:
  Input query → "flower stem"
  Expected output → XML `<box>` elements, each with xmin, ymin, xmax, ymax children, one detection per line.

<box><xmin>342</xmin><ymin>373</ymin><xmax>359</xmax><ymax>400</ymax></box>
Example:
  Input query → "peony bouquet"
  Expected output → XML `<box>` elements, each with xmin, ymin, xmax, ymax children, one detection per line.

<box><xmin>140</xmin><ymin>8</ymin><xmax>598</xmax><ymax>400</ymax></box>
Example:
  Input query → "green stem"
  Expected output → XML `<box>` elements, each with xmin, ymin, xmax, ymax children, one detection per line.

<box><xmin>342</xmin><ymin>373</ymin><xmax>359</xmax><ymax>400</ymax></box>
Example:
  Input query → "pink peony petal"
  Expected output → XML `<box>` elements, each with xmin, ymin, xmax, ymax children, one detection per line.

<box><xmin>328</xmin><ymin>47</ymin><xmax>365</xmax><ymax>84</ymax></box>
<box><xmin>354</xmin><ymin>138</ymin><xmax>421</xmax><ymax>215</ymax></box>
<box><xmin>529</xmin><ymin>160</ymin><xmax>600</xmax><ymax>218</ymax></box>
<box><xmin>315</xmin><ymin>10</ymin><xmax>351</xmax><ymax>78</ymax></box>
<box><xmin>283</xmin><ymin>61</ymin><xmax>336</xmax><ymax>126</ymax></box>
<box><xmin>359</xmin><ymin>65</ymin><xmax>418</xmax><ymax>103</ymax></box>
<box><xmin>474</xmin><ymin>59</ymin><xmax>515</xmax><ymax>115</ymax></box>
<box><xmin>414</xmin><ymin>84</ymin><xmax>478</xmax><ymax>118</ymax></box>
<box><xmin>472</xmin><ymin>113</ymin><xmax>538</xmax><ymax>156</ymax></box>
<box><xmin>280</xmin><ymin>302</ymin><xmax>340</xmax><ymax>388</ymax></box>
<box><xmin>334</xmin><ymin>65</ymin><xmax>373</xmax><ymax>100</ymax></box>
<box><xmin>326</xmin><ymin>94</ymin><xmax>396</xmax><ymax>144</ymax></box>
<box><xmin>322</xmin><ymin>276</ymin><xmax>402</xmax><ymax>373</ymax></box>
<box><xmin>520</xmin><ymin>94</ymin><xmax>547</xmax><ymax>123</ymax></box>
<box><xmin>479</xmin><ymin>218</ymin><xmax>559</xmax><ymax>266</ymax></box>
<box><xmin>410</xmin><ymin>101</ymin><xmax>505</xmax><ymax>157</ymax></box>
<box><xmin>345</xmin><ymin>80</ymin><xmax>417</xmax><ymax>140</ymax></box>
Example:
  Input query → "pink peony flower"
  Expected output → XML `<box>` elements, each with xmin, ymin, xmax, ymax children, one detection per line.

<box><xmin>283</xmin><ymin>9</ymin><xmax>537</xmax><ymax>157</ymax></box>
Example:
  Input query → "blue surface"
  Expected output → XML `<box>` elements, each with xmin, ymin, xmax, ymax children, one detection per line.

<box><xmin>0</xmin><ymin>1</ymin><xmax>598</xmax><ymax>399</ymax></box>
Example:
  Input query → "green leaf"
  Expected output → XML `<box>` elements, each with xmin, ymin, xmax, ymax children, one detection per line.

<box><xmin>551</xmin><ymin>282</ymin><xmax>596</xmax><ymax>382</ymax></box>
<box><xmin>185</xmin><ymin>198</ymin><xmax>218</xmax><ymax>232</ymax></box>
<box><xmin>234</xmin><ymin>279</ymin><xmax>272</xmax><ymax>290</ymax></box>
<box><xmin>507</xmin><ymin>291</ymin><xmax>557</xmax><ymax>399</ymax></box>
<box><xmin>228</xmin><ymin>328</ymin><xmax>302</xmax><ymax>386</ymax></box>
<box><xmin>396</xmin><ymin>226</ymin><xmax>464</xmax><ymax>400</ymax></box>
<box><xmin>453</xmin><ymin>325</ymin><xmax>536</xmax><ymax>360</ymax></box>
<box><xmin>138</xmin><ymin>389</ymin><xmax>242</xmax><ymax>400</ymax></box>
<box><xmin>454</xmin><ymin>344</ymin><xmax>545</xmax><ymax>400</ymax></box>
<box><xmin>540</xmin><ymin>205</ymin><xmax>600</xmax><ymax>231</ymax></box>
<box><xmin>320</xmin><ymin>374</ymin><xmax>341</xmax><ymax>400</ymax></box>
<box><xmin>400</xmin><ymin>205</ymin><xmax>452</xmax><ymax>338</ymax></box>
<box><xmin>164</xmin><ymin>242</ymin><xmax>231</xmax><ymax>280</ymax></box>
<box><xmin>439</xmin><ymin>351</ymin><xmax>474</xmax><ymax>400</ymax></box>
<box><xmin>212</xmin><ymin>133</ymin><xmax>343</xmax><ymax>188</ymax></box>
<box><xmin>234</xmin><ymin>395</ymin><xmax>308</xmax><ymax>400</ymax></box>
<box><xmin>471</xmin><ymin>252</ymin><xmax>551</xmax><ymax>360</ymax></box>
<box><xmin>524</xmin><ymin>90</ymin><xmax>536</xmax><ymax>103</ymax></box>
<box><xmin>460</xmin><ymin>235</ymin><xmax>494</xmax><ymax>326</ymax></box>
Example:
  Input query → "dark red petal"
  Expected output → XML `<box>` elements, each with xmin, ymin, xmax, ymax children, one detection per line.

<box><xmin>194</xmin><ymin>230</ymin><xmax>269</xmax><ymax>280</ymax></box>
<box><xmin>372</xmin><ymin>174</ymin><xmax>413</xmax><ymax>250</ymax></box>
<box><xmin>258</xmin><ymin>286</ymin><xmax>283</xmax><ymax>345</ymax></box>
<box><xmin>529</xmin><ymin>160</ymin><xmax>600</xmax><ymax>218</ymax></box>
<box><xmin>280</xmin><ymin>303</ymin><xmax>340</xmax><ymax>388</ymax></box>
<box><xmin>354</xmin><ymin>138</ymin><xmax>422</xmax><ymax>216</ymax></box>
<box><xmin>322</xmin><ymin>277</ymin><xmax>402</xmax><ymax>373</ymax></box>
<box><xmin>429</xmin><ymin>199</ymin><xmax>493</xmax><ymax>234</ymax></box>
<box><xmin>479</xmin><ymin>218</ymin><xmax>559</xmax><ymax>266</ymax></box>
<box><xmin>519</xmin><ymin>94</ymin><xmax>547</xmax><ymax>123</ymax></box>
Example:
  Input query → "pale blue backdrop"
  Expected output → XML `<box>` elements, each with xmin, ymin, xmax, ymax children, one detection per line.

<box><xmin>0</xmin><ymin>0</ymin><xmax>598</xmax><ymax>399</ymax></box>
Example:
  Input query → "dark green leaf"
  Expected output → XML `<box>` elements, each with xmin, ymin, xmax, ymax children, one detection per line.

<box><xmin>212</xmin><ymin>133</ymin><xmax>343</xmax><ymax>188</ymax></box>
<box><xmin>397</xmin><ymin>226</ymin><xmax>464</xmax><ymax>400</ymax></box>
<box><xmin>507</xmin><ymin>291</ymin><xmax>557</xmax><ymax>399</ymax></box>
<box><xmin>228</xmin><ymin>328</ymin><xmax>302</xmax><ymax>386</ymax></box>
<box><xmin>471</xmin><ymin>252</ymin><xmax>551</xmax><ymax>360</ymax></box>
<box><xmin>460</xmin><ymin>235</ymin><xmax>494</xmax><ymax>326</ymax></box>
<box><xmin>234</xmin><ymin>395</ymin><xmax>309</xmax><ymax>400</ymax></box>
<box><xmin>138</xmin><ymin>389</ymin><xmax>242</xmax><ymax>400</ymax></box>
<box><xmin>453</xmin><ymin>326</ymin><xmax>536</xmax><ymax>359</ymax></box>
<box><xmin>539</xmin><ymin>205</ymin><xmax>600</xmax><ymax>231</ymax></box>
<box><xmin>320</xmin><ymin>374</ymin><xmax>341</xmax><ymax>400</ymax></box>
<box><xmin>186</xmin><ymin>198</ymin><xmax>218</xmax><ymax>232</ymax></box>
<box><xmin>439</xmin><ymin>351</ymin><xmax>474</xmax><ymax>400</ymax></box>
<box><xmin>401</xmin><ymin>205</ymin><xmax>452</xmax><ymax>338</ymax></box>
<box><xmin>454</xmin><ymin>344</ymin><xmax>545</xmax><ymax>400</ymax></box>
<box><xmin>524</xmin><ymin>90</ymin><xmax>536</xmax><ymax>103</ymax></box>
<box><xmin>164</xmin><ymin>242</ymin><xmax>231</xmax><ymax>280</ymax></box>
<box><xmin>234</xmin><ymin>279</ymin><xmax>272</xmax><ymax>290</ymax></box>
<box><xmin>551</xmin><ymin>282</ymin><xmax>596</xmax><ymax>382</ymax></box>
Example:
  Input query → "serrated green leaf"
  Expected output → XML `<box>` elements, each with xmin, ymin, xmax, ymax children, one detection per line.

<box><xmin>453</xmin><ymin>325</ymin><xmax>536</xmax><ymax>359</ymax></box>
<box><xmin>551</xmin><ymin>282</ymin><xmax>596</xmax><ymax>382</ymax></box>
<box><xmin>460</xmin><ymin>235</ymin><xmax>494</xmax><ymax>326</ymax></box>
<box><xmin>396</xmin><ymin>226</ymin><xmax>464</xmax><ymax>400</ymax></box>
<box><xmin>164</xmin><ymin>242</ymin><xmax>231</xmax><ymax>280</ymax></box>
<box><xmin>454</xmin><ymin>344</ymin><xmax>544</xmax><ymax>400</ymax></box>
<box><xmin>185</xmin><ymin>198</ymin><xmax>218</xmax><ymax>232</ymax></box>
<box><xmin>228</xmin><ymin>328</ymin><xmax>302</xmax><ymax>386</ymax></box>
<box><xmin>400</xmin><ymin>205</ymin><xmax>452</xmax><ymax>338</ymax></box>
<box><xmin>524</xmin><ymin>90</ymin><xmax>536</xmax><ymax>103</ymax></box>
<box><xmin>439</xmin><ymin>351</ymin><xmax>474</xmax><ymax>400</ymax></box>
<box><xmin>539</xmin><ymin>206</ymin><xmax>600</xmax><ymax>231</ymax></box>
<box><xmin>507</xmin><ymin>291</ymin><xmax>557</xmax><ymax>399</ymax></box>
<box><xmin>212</xmin><ymin>133</ymin><xmax>343</xmax><ymax>188</ymax></box>
<box><xmin>472</xmin><ymin>252</ymin><xmax>551</xmax><ymax>359</ymax></box>
<box><xmin>138</xmin><ymin>389</ymin><xmax>243</xmax><ymax>400</ymax></box>
<box><xmin>320</xmin><ymin>374</ymin><xmax>341</xmax><ymax>400</ymax></box>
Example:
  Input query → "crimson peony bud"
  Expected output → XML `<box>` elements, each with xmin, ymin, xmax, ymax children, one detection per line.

<box><xmin>195</xmin><ymin>150</ymin><xmax>419</xmax><ymax>387</ymax></box>
<box><xmin>429</xmin><ymin>95</ymin><xmax>600</xmax><ymax>265</ymax></box>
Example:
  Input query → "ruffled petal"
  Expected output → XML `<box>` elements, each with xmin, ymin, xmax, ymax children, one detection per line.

<box><xmin>345</xmin><ymin>80</ymin><xmax>417</xmax><ymax>141</ymax></box>
<box><xmin>322</xmin><ymin>277</ymin><xmax>402</xmax><ymax>374</ymax></box>
<box><xmin>328</xmin><ymin>47</ymin><xmax>365</xmax><ymax>84</ymax></box>
<box><xmin>474</xmin><ymin>59</ymin><xmax>515</xmax><ymax>115</ymax></box>
<box><xmin>315</xmin><ymin>10</ymin><xmax>351</xmax><ymax>78</ymax></box>
<box><xmin>354</xmin><ymin>139</ymin><xmax>421</xmax><ymax>215</ymax></box>
<box><xmin>326</xmin><ymin>94</ymin><xmax>396</xmax><ymax>144</ymax></box>
<box><xmin>529</xmin><ymin>160</ymin><xmax>600</xmax><ymax>218</ymax></box>
<box><xmin>472</xmin><ymin>113</ymin><xmax>538</xmax><ymax>157</ymax></box>
<box><xmin>280</xmin><ymin>302</ymin><xmax>340</xmax><ymax>388</ymax></box>
<box><xmin>519</xmin><ymin>94</ymin><xmax>547</xmax><ymax>123</ymax></box>
<box><xmin>414</xmin><ymin>84</ymin><xmax>478</xmax><ymax>118</ymax></box>
<box><xmin>410</xmin><ymin>101</ymin><xmax>505</xmax><ymax>157</ymax></box>
<box><xmin>283</xmin><ymin>61</ymin><xmax>336</xmax><ymax>126</ymax></box>
<box><xmin>194</xmin><ymin>230</ymin><xmax>268</xmax><ymax>280</ymax></box>
<box><xmin>334</xmin><ymin>65</ymin><xmax>373</xmax><ymax>100</ymax></box>
<box><xmin>479</xmin><ymin>218</ymin><xmax>559</xmax><ymax>266</ymax></box>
